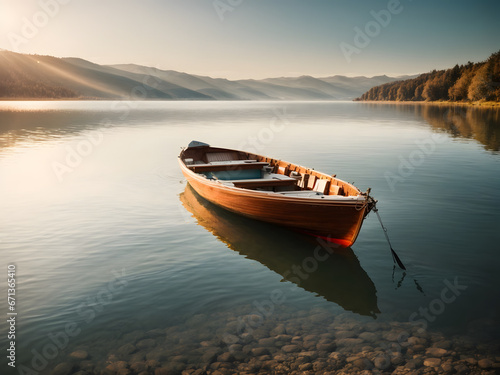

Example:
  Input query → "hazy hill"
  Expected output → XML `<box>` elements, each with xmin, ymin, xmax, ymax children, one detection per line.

<box><xmin>0</xmin><ymin>51</ymin><xmax>177</xmax><ymax>99</ymax></box>
<box><xmin>65</xmin><ymin>59</ymin><xmax>211</xmax><ymax>100</ymax></box>
<box><xmin>110</xmin><ymin>64</ymin><xmax>267</xmax><ymax>100</ymax></box>
<box><xmin>0</xmin><ymin>50</ymin><xmax>412</xmax><ymax>100</ymax></box>
<box><xmin>321</xmin><ymin>75</ymin><xmax>411</xmax><ymax>97</ymax></box>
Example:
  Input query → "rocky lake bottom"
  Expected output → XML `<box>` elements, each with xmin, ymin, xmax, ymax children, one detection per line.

<box><xmin>42</xmin><ymin>305</ymin><xmax>499</xmax><ymax>375</ymax></box>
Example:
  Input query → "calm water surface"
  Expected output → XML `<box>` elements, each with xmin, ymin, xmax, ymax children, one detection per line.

<box><xmin>0</xmin><ymin>101</ymin><xmax>499</xmax><ymax>373</ymax></box>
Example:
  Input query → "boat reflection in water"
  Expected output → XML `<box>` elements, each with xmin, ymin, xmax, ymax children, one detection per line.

<box><xmin>180</xmin><ymin>184</ymin><xmax>380</xmax><ymax>318</ymax></box>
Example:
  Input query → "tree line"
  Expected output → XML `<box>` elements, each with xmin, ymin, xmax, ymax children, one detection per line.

<box><xmin>356</xmin><ymin>50</ymin><xmax>500</xmax><ymax>102</ymax></box>
<box><xmin>0</xmin><ymin>79</ymin><xmax>78</xmax><ymax>99</ymax></box>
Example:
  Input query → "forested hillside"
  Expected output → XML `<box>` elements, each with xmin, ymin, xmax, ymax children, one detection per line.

<box><xmin>356</xmin><ymin>51</ymin><xmax>500</xmax><ymax>103</ymax></box>
<box><xmin>0</xmin><ymin>52</ymin><xmax>78</xmax><ymax>98</ymax></box>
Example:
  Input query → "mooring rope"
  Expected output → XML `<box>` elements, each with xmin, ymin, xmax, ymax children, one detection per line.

<box><xmin>371</xmin><ymin>200</ymin><xmax>406</xmax><ymax>270</ymax></box>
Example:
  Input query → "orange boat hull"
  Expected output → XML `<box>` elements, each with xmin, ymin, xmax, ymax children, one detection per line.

<box><xmin>178</xmin><ymin>146</ymin><xmax>372</xmax><ymax>247</ymax></box>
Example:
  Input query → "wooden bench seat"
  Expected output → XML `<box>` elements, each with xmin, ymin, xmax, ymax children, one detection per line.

<box><xmin>229</xmin><ymin>177</ymin><xmax>297</xmax><ymax>189</ymax></box>
<box><xmin>187</xmin><ymin>162</ymin><xmax>269</xmax><ymax>173</ymax></box>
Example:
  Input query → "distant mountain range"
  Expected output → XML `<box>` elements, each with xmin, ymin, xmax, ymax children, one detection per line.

<box><xmin>0</xmin><ymin>50</ymin><xmax>415</xmax><ymax>100</ymax></box>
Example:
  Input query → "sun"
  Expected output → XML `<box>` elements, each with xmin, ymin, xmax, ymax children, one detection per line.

<box><xmin>0</xmin><ymin>2</ymin><xmax>40</xmax><ymax>49</ymax></box>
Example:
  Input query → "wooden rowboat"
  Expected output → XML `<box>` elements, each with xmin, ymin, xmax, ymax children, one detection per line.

<box><xmin>179</xmin><ymin>141</ymin><xmax>375</xmax><ymax>247</ymax></box>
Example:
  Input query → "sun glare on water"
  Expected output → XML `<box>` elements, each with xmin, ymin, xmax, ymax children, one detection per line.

<box><xmin>0</xmin><ymin>143</ymin><xmax>62</xmax><ymax>197</ymax></box>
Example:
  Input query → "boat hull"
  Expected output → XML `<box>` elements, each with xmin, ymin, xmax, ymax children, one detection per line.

<box><xmin>179</xmin><ymin>160</ymin><xmax>369</xmax><ymax>247</ymax></box>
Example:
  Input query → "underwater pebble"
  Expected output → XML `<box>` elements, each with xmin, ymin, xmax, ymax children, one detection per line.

<box><xmin>281</xmin><ymin>344</ymin><xmax>300</xmax><ymax>353</ymax></box>
<box><xmin>69</xmin><ymin>350</ymin><xmax>89</xmax><ymax>360</ymax></box>
<box><xmin>425</xmin><ymin>347</ymin><xmax>448</xmax><ymax>357</ymax></box>
<box><xmin>424</xmin><ymin>357</ymin><xmax>442</xmax><ymax>367</ymax></box>
<box><xmin>478</xmin><ymin>358</ymin><xmax>494</xmax><ymax>368</ymax></box>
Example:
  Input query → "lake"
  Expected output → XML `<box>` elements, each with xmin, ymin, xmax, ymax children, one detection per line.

<box><xmin>0</xmin><ymin>101</ymin><xmax>499</xmax><ymax>374</ymax></box>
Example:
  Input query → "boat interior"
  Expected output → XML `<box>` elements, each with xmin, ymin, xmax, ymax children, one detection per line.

<box><xmin>181</xmin><ymin>145</ymin><xmax>362</xmax><ymax>199</ymax></box>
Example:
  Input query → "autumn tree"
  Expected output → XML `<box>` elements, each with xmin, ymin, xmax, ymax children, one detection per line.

<box><xmin>468</xmin><ymin>64</ymin><xmax>492</xmax><ymax>101</ymax></box>
<box><xmin>449</xmin><ymin>68</ymin><xmax>474</xmax><ymax>101</ymax></box>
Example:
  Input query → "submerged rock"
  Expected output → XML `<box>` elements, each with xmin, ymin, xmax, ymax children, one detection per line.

<box><xmin>335</xmin><ymin>330</ymin><xmax>356</xmax><ymax>339</ymax></box>
<box><xmin>433</xmin><ymin>339</ymin><xmax>453</xmax><ymax>349</ymax></box>
<box><xmin>116</xmin><ymin>343</ymin><xmax>137</xmax><ymax>357</ymax></box>
<box><xmin>298</xmin><ymin>362</ymin><xmax>313</xmax><ymax>371</ymax></box>
<box><xmin>217</xmin><ymin>352</ymin><xmax>235</xmax><ymax>362</ymax></box>
<box><xmin>425</xmin><ymin>347</ymin><xmax>449</xmax><ymax>357</ymax></box>
<box><xmin>316</xmin><ymin>339</ymin><xmax>336</xmax><ymax>352</ymax></box>
<box><xmin>441</xmin><ymin>361</ymin><xmax>454</xmax><ymax>373</ymax></box>
<box><xmin>407</xmin><ymin>336</ymin><xmax>426</xmax><ymax>346</ymax></box>
<box><xmin>336</xmin><ymin>338</ymin><xmax>363</xmax><ymax>346</ymax></box>
<box><xmin>130</xmin><ymin>362</ymin><xmax>147</xmax><ymax>373</ymax></box>
<box><xmin>373</xmin><ymin>356</ymin><xmax>391</xmax><ymax>370</ymax></box>
<box><xmin>250</xmin><ymin>347</ymin><xmax>270</xmax><ymax>356</ymax></box>
<box><xmin>69</xmin><ymin>350</ymin><xmax>89</xmax><ymax>360</ymax></box>
<box><xmin>281</xmin><ymin>344</ymin><xmax>300</xmax><ymax>353</ymax></box>
<box><xmin>405</xmin><ymin>358</ymin><xmax>423</xmax><ymax>369</ymax></box>
<box><xmin>145</xmin><ymin>359</ymin><xmax>160</xmax><ymax>370</ymax></box>
<box><xmin>353</xmin><ymin>358</ymin><xmax>373</xmax><ymax>370</ymax></box>
<box><xmin>423</xmin><ymin>357</ymin><xmax>441</xmax><ymax>367</ymax></box>
<box><xmin>464</xmin><ymin>357</ymin><xmax>477</xmax><ymax>365</ymax></box>
<box><xmin>258</xmin><ymin>337</ymin><xmax>275</xmax><ymax>347</ymax></box>
<box><xmin>358</xmin><ymin>332</ymin><xmax>378</xmax><ymax>342</ymax></box>
<box><xmin>201</xmin><ymin>347</ymin><xmax>221</xmax><ymax>363</ymax></box>
<box><xmin>478</xmin><ymin>358</ymin><xmax>494</xmax><ymax>369</ymax></box>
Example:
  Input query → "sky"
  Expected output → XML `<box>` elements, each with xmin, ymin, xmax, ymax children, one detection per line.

<box><xmin>0</xmin><ymin>0</ymin><xmax>499</xmax><ymax>79</ymax></box>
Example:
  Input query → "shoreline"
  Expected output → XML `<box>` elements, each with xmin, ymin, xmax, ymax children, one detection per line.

<box><xmin>0</xmin><ymin>98</ymin><xmax>499</xmax><ymax>107</ymax></box>
<box><xmin>354</xmin><ymin>100</ymin><xmax>500</xmax><ymax>108</ymax></box>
